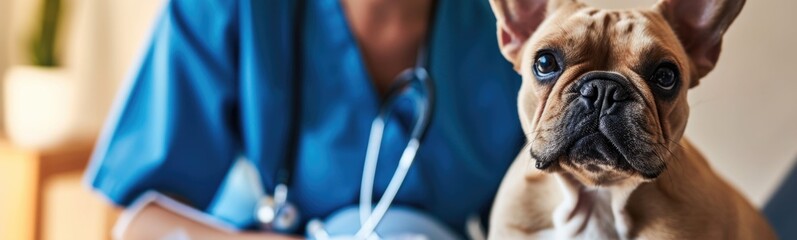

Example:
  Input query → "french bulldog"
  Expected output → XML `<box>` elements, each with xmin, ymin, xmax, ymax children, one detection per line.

<box><xmin>487</xmin><ymin>0</ymin><xmax>776</xmax><ymax>239</ymax></box>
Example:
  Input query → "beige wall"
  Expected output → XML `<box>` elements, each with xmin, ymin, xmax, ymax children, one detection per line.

<box><xmin>688</xmin><ymin>0</ymin><xmax>797</xmax><ymax>205</ymax></box>
<box><xmin>71</xmin><ymin>0</ymin><xmax>162</xmax><ymax>102</ymax></box>
<box><xmin>68</xmin><ymin>0</ymin><xmax>163</xmax><ymax>127</ymax></box>
<box><xmin>0</xmin><ymin>0</ymin><xmax>7</xmax><ymax>69</ymax></box>
<box><xmin>0</xmin><ymin>0</ymin><xmax>10</xmax><ymax>133</ymax></box>
<box><xmin>7</xmin><ymin>0</ymin><xmax>39</xmax><ymax>66</ymax></box>
<box><xmin>104</xmin><ymin>1</ymin><xmax>163</xmax><ymax>93</ymax></box>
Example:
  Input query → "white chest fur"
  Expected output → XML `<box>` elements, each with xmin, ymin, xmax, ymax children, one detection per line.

<box><xmin>537</xmin><ymin>174</ymin><xmax>638</xmax><ymax>240</ymax></box>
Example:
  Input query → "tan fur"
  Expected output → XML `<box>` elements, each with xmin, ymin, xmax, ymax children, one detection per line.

<box><xmin>491</xmin><ymin>140</ymin><xmax>775</xmax><ymax>239</ymax></box>
<box><xmin>489</xmin><ymin>1</ymin><xmax>776</xmax><ymax>239</ymax></box>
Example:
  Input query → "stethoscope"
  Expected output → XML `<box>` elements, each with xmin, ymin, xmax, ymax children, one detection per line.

<box><xmin>254</xmin><ymin>1</ymin><xmax>436</xmax><ymax>238</ymax></box>
<box><xmin>257</xmin><ymin>47</ymin><xmax>435</xmax><ymax>239</ymax></box>
<box><xmin>352</xmin><ymin>48</ymin><xmax>435</xmax><ymax>239</ymax></box>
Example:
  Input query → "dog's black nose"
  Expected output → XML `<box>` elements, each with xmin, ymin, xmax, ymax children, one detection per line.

<box><xmin>579</xmin><ymin>78</ymin><xmax>630</xmax><ymax>115</ymax></box>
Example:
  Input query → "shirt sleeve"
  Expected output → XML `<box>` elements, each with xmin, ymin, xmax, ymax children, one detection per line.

<box><xmin>84</xmin><ymin>0</ymin><xmax>241</xmax><ymax>210</ymax></box>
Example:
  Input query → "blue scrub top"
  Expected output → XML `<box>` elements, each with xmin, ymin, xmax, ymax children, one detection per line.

<box><xmin>85</xmin><ymin>0</ymin><xmax>524</xmax><ymax>234</ymax></box>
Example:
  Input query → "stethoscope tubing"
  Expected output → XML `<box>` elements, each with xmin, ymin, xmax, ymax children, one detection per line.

<box><xmin>270</xmin><ymin>0</ymin><xmax>438</xmax><ymax>238</ymax></box>
<box><xmin>357</xmin><ymin>66</ymin><xmax>435</xmax><ymax>239</ymax></box>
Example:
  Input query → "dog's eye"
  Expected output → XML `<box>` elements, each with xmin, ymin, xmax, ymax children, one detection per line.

<box><xmin>653</xmin><ymin>66</ymin><xmax>677</xmax><ymax>90</ymax></box>
<box><xmin>535</xmin><ymin>53</ymin><xmax>559</xmax><ymax>76</ymax></box>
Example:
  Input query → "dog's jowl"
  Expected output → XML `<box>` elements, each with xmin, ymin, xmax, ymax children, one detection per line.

<box><xmin>487</xmin><ymin>0</ymin><xmax>776</xmax><ymax>239</ymax></box>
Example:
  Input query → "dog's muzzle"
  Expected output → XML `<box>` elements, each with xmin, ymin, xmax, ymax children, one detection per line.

<box><xmin>567</xmin><ymin>72</ymin><xmax>636</xmax><ymax>166</ymax></box>
<box><xmin>533</xmin><ymin>71</ymin><xmax>664</xmax><ymax>179</ymax></box>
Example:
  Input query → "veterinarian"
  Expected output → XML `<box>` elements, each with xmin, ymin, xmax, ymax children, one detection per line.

<box><xmin>85</xmin><ymin>0</ymin><xmax>524</xmax><ymax>238</ymax></box>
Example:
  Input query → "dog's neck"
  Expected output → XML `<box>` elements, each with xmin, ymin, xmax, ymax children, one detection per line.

<box><xmin>550</xmin><ymin>172</ymin><xmax>639</xmax><ymax>239</ymax></box>
<box><xmin>547</xmin><ymin>139</ymin><xmax>697</xmax><ymax>239</ymax></box>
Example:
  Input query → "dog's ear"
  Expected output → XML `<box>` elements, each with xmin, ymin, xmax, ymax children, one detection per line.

<box><xmin>656</xmin><ymin>0</ymin><xmax>745</xmax><ymax>81</ymax></box>
<box><xmin>489</xmin><ymin>0</ymin><xmax>576</xmax><ymax>64</ymax></box>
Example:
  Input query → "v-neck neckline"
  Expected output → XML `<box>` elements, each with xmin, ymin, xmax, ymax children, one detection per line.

<box><xmin>325</xmin><ymin>0</ymin><xmax>381</xmax><ymax>103</ymax></box>
<box><xmin>325</xmin><ymin>0</ymin><xmax>438</xmax><ymax>103</ymax></box>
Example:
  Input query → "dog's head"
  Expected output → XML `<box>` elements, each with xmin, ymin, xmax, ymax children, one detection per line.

<box><xmin>490</xmin><ymin>0</ymin><xmax>745</xmax><ymax>185</ymax></box>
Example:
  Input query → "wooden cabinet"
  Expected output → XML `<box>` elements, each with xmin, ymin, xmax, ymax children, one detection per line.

<box><xmin>0</xmin><ymin>140</ymin><xmax>119</xmax><ymax>240</ymax></box>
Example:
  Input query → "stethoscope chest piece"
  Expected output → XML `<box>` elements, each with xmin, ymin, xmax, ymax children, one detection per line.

<box><xmin>257</xmin><ymin>183</ymin><xmax>300</xmax><ymax>233</ymax></box>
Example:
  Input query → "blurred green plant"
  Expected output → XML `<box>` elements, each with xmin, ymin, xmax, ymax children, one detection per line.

<box><xmin>29</xmin><ymin>0</ymin><xmax>61</xmax><ymax>67</ymax></box>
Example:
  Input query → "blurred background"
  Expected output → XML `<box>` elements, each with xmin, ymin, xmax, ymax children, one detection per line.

<box><xmin>0</xmin><ymin>0</ymin><xmax>794</xmax><ymax>239</ymax></box>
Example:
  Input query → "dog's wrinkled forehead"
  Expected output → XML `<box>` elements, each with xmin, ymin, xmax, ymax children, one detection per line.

<box><xmin>545</xmin><ymin>8</ymin><xmax>657</xmax><ymax>50</ymax></box>
<box><xmin>526</xmin><ymin>7</ymin><xmax>688</xmax><ymax>81</ymax></box>
<box><xmin>543</xmin><ymin>9</ymin><xmax>667</xmax><ymax>53</ymax></box>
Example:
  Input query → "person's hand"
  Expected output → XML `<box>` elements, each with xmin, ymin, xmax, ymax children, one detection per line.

<box><xmin>115</xmin><ymin>198</ymin><xmax>303</xmax><ymax>240</ymax></box>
